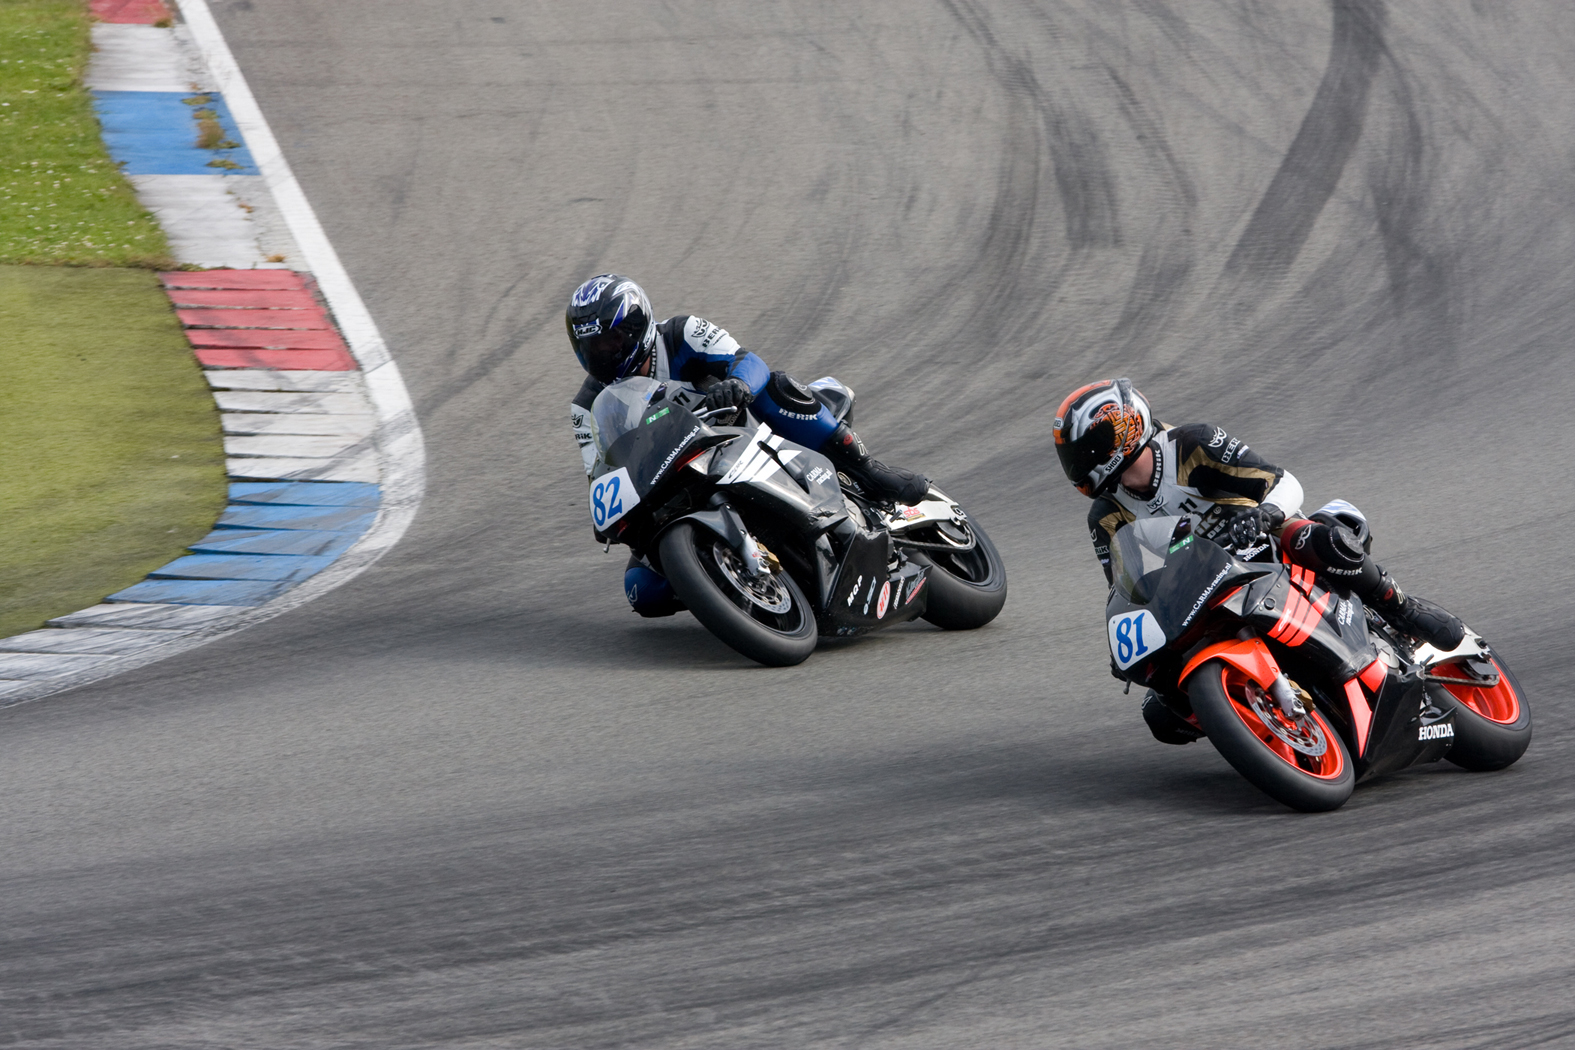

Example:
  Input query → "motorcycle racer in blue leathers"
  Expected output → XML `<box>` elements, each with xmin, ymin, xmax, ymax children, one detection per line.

<box><xmin>566</xmin><ymin>273</ymin><xmax>928</xmax><ymax>617</ymax></box>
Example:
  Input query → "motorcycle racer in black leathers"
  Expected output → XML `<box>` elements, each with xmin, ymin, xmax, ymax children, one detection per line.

<box><xmin>1054</xmin><ymin>378</ymin><xmax>1466</xmax><ymax>745</ymax></box>
<box><xmin>566</xmin><ymin>273</ymin><xmax>929</xmax><ymax>616</ymax></box>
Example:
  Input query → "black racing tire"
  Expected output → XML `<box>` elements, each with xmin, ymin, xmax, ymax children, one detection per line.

<box><xmin>1188</xmin><ymin>660</ymin><xmax>1355</xmax><ymax>812</ymax></box>
<box><xmin>657</xmin><ymin>522</ymin><xmax>817</xmax><ymax>667</ymax></box>
<box><xmin>1429</xmin><ymin>653</ymin><xmax>1532</xmax><ymax>772</ymax></box>
<box><xmin>907</xmin><ymin>517</ymin><xmax>1007</xmax><ymax>631</ymax></box>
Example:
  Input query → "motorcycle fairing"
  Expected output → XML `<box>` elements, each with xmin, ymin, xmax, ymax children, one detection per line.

<box><xmin>601</xmin><ymin>404</ymin><xmax>733</xmax><ymax>499</ymax></box>
<box><xmin>820</xmin><ymin>522</ymin><xmax>927</xmax><ymax>635</ymax></box>
<box><xmin>704</xmin><ymin>424</ymin><xmax>847</xmax><ymax>530</ymax></box>
<box><xmin>1342</xmin><ymin>669</ymin><xmax>1454</xmax><ymax>777</ymax></box>
<box><xmin>1229</xmin><ymin>565</ymin><xmax>1378</xmax><ymax>683</ymax></box>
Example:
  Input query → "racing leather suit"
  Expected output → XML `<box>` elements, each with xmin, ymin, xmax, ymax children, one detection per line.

<box><xmin>1086</xmin><ymin>422</ymin><xmax>1303</xmax><ymax>583</ymax></box>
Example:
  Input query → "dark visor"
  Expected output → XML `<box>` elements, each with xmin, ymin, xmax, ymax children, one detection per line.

<box><xmin>578</xmin><ymin>327</ymin><xmax>640</xmax><ymax>381</ymax></box>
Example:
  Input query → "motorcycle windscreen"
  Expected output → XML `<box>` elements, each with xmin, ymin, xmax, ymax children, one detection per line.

<box><xmin>1110</xmin><ymin>516</ymin><xmax>1237</xmax><ymax>637</ymax></box>
<box><xmin>1111</xmin><ymin>516</ymin><xmax>1194</xmax><ymax>603</ymax></box>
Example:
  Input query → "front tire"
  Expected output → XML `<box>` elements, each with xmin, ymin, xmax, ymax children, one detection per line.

<box><xmin>1429</xmin><ymin>653</ymin><xmax>1532</xmax><ymax>772</ymax></box>
<box><xmin>906</xmin><ymin>516</ymin><xmax>1007</xmax><ymax>631</ymax></box>
<box><xmin>1188</xmin><ymin>661</ymin><xmax>1354</xmax><ymax>812</ymax></box>
<box><xmin>657</xmin><ymin>522</ymin><xmax>817</xmax><ymax>667</ymax></box>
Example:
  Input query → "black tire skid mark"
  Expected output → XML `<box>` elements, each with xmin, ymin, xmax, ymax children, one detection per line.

<box><xmin>1101</xmin><ymin>63</ymin><xmax>1199</xmax><ymax>360</ymax></box>
<box><xmin>1225</xmin><ymin>0</ymin><xmax>1387</xmax><ymax>277</ymax></box>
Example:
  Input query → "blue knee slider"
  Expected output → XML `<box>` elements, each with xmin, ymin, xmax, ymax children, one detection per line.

<box><xmin>752</xmin><ymin>371</ymin><xmax>839</xmax><ymax>449</ymax></box>
<box><xmin>625</xmin><ymin>562</ymin><xmax>680</xmax><ymax>617</ymax></box>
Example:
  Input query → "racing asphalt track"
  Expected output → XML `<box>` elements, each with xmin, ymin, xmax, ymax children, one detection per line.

<box><xmin>4</xmin><ymin>2</ymin><xmax>1575</xmax><ymax>1047</ymax></box>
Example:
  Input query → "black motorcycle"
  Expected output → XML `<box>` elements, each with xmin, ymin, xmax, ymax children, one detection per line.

<box><xmin>586</xmin><ymin>376</ymin><xmax>1006</xmax><ymax>666</ymax></box>
<box><xmin>1104</xmin><ymin>512</ymin><xmax>1531</xmax><ymax>811</ymax></box>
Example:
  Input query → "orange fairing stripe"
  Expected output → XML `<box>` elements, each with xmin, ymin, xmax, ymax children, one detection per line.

<box><xmin>1358</xmin><ymin>658</ymin><xmax>1387</xmax><ymax>694</ymax></box>
<box><xmin>1268</xmin><ymin>586</ymin><xmax>1332</xmax><ymax>648</ymax></box>
<box><xmin>1181</xmin><ymin>637</ymin><xmax>1282</xmax><ymax>689</ymax></box>
<box><xmin>1343</xmin><ymin>678</ymin><xmax>1373</xmax><ymax>755</ymax></box>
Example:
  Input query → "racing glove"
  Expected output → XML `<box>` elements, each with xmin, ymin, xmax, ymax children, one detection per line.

<box><xmin>1226</xmin><ymin>504</ymin><xmax>1286</xmax><ymax>550</ymax></box>
<box><xmin>697</xmin><ymin>376</ymin><xmax>753</xmax><ymax>423</ymax></box>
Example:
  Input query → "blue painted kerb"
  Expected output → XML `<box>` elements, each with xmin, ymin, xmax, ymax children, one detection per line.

<box><xmin>109</xmin><ymin>483</ymin><xmax>382</xmax><ymax>606</ymax></box>
<box><xmin>91</xmin><ymin>90</ymin><xmax>259</xmax><ymax>175</ymax></box>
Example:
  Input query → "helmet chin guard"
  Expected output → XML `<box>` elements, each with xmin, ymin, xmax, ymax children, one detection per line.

<box><xmin>1053</xmin><ymin>378</ymin><xmax>1156</xmax><ymax>497</ymax></box>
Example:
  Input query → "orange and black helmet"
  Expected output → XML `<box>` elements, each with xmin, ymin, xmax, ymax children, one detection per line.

<box><xmin>1053</xmin><ymin>378</ymin><xmax>1156</xmax><ymax>497</ymax></box>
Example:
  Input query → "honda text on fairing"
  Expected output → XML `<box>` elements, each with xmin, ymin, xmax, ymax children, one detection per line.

<box><xmin>586</xmin><ymin>375</ymin><xmax>1007</xmax><ymax>666</ymax></box>
<box><xmin>1104</xmin><ymin>508</ymin><xmax>1530</xmax><ymax>811</ymax></box>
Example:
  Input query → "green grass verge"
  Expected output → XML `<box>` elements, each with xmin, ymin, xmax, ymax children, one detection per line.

<box><xmin>0</xmin><ymin>266</ymin><xmax>227</xmax><ymax>639</ymax></box>
<box><xmin>1</xmin><ymin>0</ymin><xmax>175</xmax><ymax>267</ymax></box>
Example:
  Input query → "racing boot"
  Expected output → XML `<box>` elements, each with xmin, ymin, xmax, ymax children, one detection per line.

<box><xmin>1357</xmin><ymin>562</ymin><xmax>1466</xmax><ymax>651</ymax></box>
<box><xmin>1142</xmin><ymin>690</ymin><xmax>1204</xmax><ymax>745</ymax></box>
<box><xmin>821</xmin><ymin>421</ymin><xmax>930</xmax><ymax>505</ymax></box>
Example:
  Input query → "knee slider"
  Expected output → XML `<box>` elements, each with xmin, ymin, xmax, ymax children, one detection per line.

<box><xmin>754</xmin><ymin>371</ymin><xmax>837</xmax><ymax>447</ymax></box>
<box><xmin>624</xmin><ymin>564</ymin><xmax>678</xmax><ymax>616</ymax></box>
<box><xmin>1283</xmin><ymin>520</ymin><xmax>1368</xmax><ymax>584</ymax></box>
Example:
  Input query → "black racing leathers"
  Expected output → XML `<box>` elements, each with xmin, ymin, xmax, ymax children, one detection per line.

<box><xmin>1087</xmin><ymin>423</ymin><xmax>1294</xmax><ymax>584</ymax></box>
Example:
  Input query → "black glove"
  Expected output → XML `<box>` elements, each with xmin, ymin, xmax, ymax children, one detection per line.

<box><xmin>699</xmin><ymin>376</ymin><xmax>753</xmax><ymax>420</ymax></box>
<box><xmin>1227</xmin><ymin>504</ymin><xmax>1285</xmax><ymax>549</ymax></box>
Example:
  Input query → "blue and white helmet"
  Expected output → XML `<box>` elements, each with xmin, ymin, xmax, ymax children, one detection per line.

<box><xmin>566</xmin><ymin>273</ymin><xmax>656</xmax><ymax>384</ymax></box>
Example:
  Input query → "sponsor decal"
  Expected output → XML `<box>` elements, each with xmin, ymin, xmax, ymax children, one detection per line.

<box><xmin>899</xmin><ymin>505</ymin><xmax>926</xmax><ymax>520</ymax></box>
<box><xmin>647</xmin><ymin>425</ymin><xmax>701</xmax><ymax>486</ymax></box>
<box><xmin>1146</xmin><ymin>495</ymin><xmax>1166</xmax><ymax>514</ymax></box>
<box><xmin>876</xmin><ymin>581</ymin><xmax>891</xmax><ymax>619</ymax></box>
<box><xmin>862</xmin><ymin>575</ymin><xmax>878</xmax><ymax>615</ymax></box>
<box><xmin>572</xmin><ymin>319</ymin><xmax>603</xmax><ymax>338</ymax></box>
<box><xmin>645</xmin><ymin>407</ymin><xmax>671</xmax><ymax>425</ymax></box>
<box><xmin>1053</xmin><ymin>416</ymin><xmax>1064</xmax><ymax>430</ymax></box>
<box><xmin>1168</xmin><ymin>534</ymin><xmax>1194</xmax><ymax>553</ymax></box>
<box><xmin>1236</xmin><ymin>542</ymin><xmax>1269</xmax><ymax>560</ymax></box>
<box><xmin>718</xmin><ymin>424</ymin><xmax>801</xmax><ymax>485</ymax></box>
<box><xmin>1222</xmin><ymin>439</ymin><xmax>1243</xmax><ymax>462</ymax></box>
<box><xmin>1178</xmin><ymin>565</ymin><xmax>1232</xmax><ymax>630</ymax></box>
<box><xmin>1208</xmin><ymin>427</ymin><xmax>1227</xmax><ymax>448</ymax></box>
<box><xmin>1293</xmin><ymin>526</ymin><xmax>1311</xmax><ymax>550</ymax></box>
<box><xmin>905</xmin><ymin>574</ymin><xmax>926</xmax><ymax>604</ymax></box>
<box><xmin>806</xmin><ymin>465</ymin><xmax>833</xmax><ymax>486</ymax></box>
<box><xmin>845</xmin><ymin>574</ymin><xmax>864</xmax><ymax>606</ymax></box>
<box><xmin>1419</xmin><ymin>723</ymin><xmax>1455</xmax><ymax>741</ymax></box>
<box><xmin>571</xmin><ymin>275</ymin><xmax>616</xmax><ymax>307</ymax></box>
<box><xmin>1337</xmin><ymin>599</ymin><xmax>1354</xmax><ymax>626</ymax></box>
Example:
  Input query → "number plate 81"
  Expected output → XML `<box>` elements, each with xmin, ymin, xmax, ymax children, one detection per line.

<box><xmin>1108</xmin><ymin>610</ymin><xmax>1167</xmax><ymax>670</ymax></box>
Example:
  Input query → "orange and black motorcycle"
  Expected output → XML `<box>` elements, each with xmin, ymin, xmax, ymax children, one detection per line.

<box><xmin>1105</xmin><ymin>512</ymin><xmax>1531</xmax><ymax>811</ymax></box>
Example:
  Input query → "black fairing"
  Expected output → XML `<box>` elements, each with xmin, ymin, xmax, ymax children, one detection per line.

<box><xmin>603</xmin><ymin>405</ymin><xmax>729</xmax><ymax>498</ymax></box>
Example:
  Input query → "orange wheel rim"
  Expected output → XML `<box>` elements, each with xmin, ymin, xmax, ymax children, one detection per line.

<box><xmin>1435</xmin><ymin>657</ymin><xmax>1521</xmax><ymax>724</ymax></box>
<box><xmin>1222</xmin><ymin>667</ymin><xmax>1345</xmax><ymax>780</ymax></box>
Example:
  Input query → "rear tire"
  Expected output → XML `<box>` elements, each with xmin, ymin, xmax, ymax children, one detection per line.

<box><xmin>907</xmin><ymin>517</ymin><xmax>1007</xmax><ymax>631</ymax></box>
<box><xmin>1430</xmin><ymin>653</ymin><xmax>1532</xmax><ymax>772</ymax></box>
<box><xmin>1188</xmin><ymin>661</ymin><xmax>1354</xmax><ymax>812</ymax></box>
<box><xmin>658</xmin><ymin>522</ymin><xmax>817</xmax><ymax>667</ymax></box>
